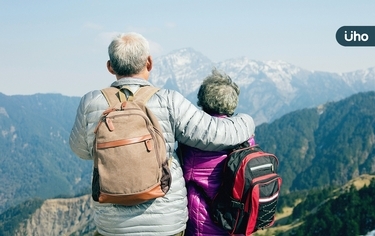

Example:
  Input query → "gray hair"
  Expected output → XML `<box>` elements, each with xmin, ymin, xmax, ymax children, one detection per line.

<box><xmin>108</xmin><ymin>32</ymin><xmax>150</xmax><ymax>76</ymax></box>
<box><xmin>197</xmin><ymin>68</ymin><xmax>240</xmax><ymax>116</ymax></box>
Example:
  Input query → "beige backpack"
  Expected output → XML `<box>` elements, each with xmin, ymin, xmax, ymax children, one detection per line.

<box><xmin>92</xmin><ymin>86</ymin><xmax>171</xmax><ymax>205</ymax></box>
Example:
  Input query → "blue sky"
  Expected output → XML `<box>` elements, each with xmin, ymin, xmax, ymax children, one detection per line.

<box><xmin>0</xmin><ymin>1</ymin><xmax>374</xmax><ymax>96</ymax></box>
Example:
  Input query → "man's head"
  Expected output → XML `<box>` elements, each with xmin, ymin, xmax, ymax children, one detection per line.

<box><xmin>197</xmin><ymin>68</ymin><xmax>240</xmax><ymax>116</ymax></box>
<box><xmin>107</xmin><ymin>32</ymin><xmax>152</xmax><ymax>79</ymax></box>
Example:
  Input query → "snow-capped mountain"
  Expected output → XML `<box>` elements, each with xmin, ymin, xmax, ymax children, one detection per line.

<box><xmin>150</xmin><ymin>48</ymin><xmax>213</xmax><ymax>96</ymax></box>
<box><xmin>149</xmin><ymin>48</ymin><xmax>375</xmax><ymax>125</ymax></box>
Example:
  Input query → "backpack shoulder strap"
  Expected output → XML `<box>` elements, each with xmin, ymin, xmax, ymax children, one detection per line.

<box><xmin>133</xmin><ymin>86</ymin><xmax>160</xmax><ymax>104</ymax></box>
<box><xmin>101</xmin><ymin>87</ymin><xmax>122</xmax><ymax>107</ymax></box>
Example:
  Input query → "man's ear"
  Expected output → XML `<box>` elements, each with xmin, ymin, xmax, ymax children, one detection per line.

<box><xmin>107</xmin><ymin>60</ymin><xmax>116</xmax><ymax>74</ymax></box>
<box><xmin>146</xmin><ymin>56</ymin><xmax>153</xmax><ymax>71</ymax></box>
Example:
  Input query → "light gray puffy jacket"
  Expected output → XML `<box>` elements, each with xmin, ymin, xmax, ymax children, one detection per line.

<box><xmin>69</xmin><ymin>78</ymin><xmax>255</xmax><ymax>236</ymax></box>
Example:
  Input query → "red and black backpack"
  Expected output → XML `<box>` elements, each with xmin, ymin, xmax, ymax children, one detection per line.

<box><xmin>208</xmin><ymin>142</ymin><xmax>282</xmax><ymax>235</ymax></box>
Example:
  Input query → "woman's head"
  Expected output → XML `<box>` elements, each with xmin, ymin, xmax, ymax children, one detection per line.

<box><xmin>197</xmin><ymin>68</ymin><xmax>240</xmax><ymax>116</ymax></box>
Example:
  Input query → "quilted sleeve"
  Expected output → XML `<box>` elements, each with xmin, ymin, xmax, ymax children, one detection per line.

<box><xmin>168</xmin><ymin>90</ymin><xmax>255</xmax><ymax>151</ymax></box>
<box><xmin>69</xmin><ymin>90</ymin><xmax>108</xmax><ymax>160</ymax></box>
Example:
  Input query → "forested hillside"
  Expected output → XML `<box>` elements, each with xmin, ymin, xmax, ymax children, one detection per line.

<box><xmin>256</xmin><ymin>91</ymin><xmax>375</xmax><ymax>192</ymax></box>
<box><xmin>291</xmin><ymin>178</ymin><xmax>375</xmax><ymax>236</ymax></box>
<box><xmin>0</xmin><ymin>93</ymin><xmax>92</xmax><ymax>213</ymax></box>
<box><xmin>253</xmin><ymin>174</ymin><xmax>375</xmax><ymax>236</ymax></box>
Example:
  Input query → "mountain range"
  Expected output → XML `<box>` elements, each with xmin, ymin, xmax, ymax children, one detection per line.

<box><xmin>149</xmin><ymin>48</ymin><xmax>375</xmax><ymax>125</ymax></box>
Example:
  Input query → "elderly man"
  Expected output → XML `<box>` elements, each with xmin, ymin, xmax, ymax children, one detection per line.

<box><xmin>69</xmin><ymin>32</ymin><xmax>255</xmax><ymax>236</ymax></box>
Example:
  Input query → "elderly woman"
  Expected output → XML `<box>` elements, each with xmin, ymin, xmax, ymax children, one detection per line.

<box><xmin>178</xmin><ymin>69</ymin><xmax>255</xmax><ymax>236</ymax></box>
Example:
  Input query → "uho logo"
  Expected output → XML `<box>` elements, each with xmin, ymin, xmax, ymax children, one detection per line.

<box><xmin>336</xmin><ymin>26</ymin><xmax>375</xmax><ymax>46</ymax></box>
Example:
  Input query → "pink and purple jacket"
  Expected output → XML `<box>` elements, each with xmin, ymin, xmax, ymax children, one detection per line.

<box><xmin>180</xmin><ymin>115</ymin><xmax>255</xmax><ymax>236</ymax></box>
<box><xmin>180</xmin><ymin>144</ymin><xmax>229</xmax><ymax>236</ymax></box>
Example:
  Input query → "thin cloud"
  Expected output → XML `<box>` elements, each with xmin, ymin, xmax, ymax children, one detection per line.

<box><xmin>165</xmin><ymin>22</ymin><xmax>177</xmax><ymax>29</ymax></box>
<box><xmin>98</xmin><ymin>31</ymin><xmax>121</xmax><ymax>45</ymax></box>
<box><xmin>83</xmin><ymin>22</ymin><xmax>104</xmax><ymax>30</ymax></box>
<box><xmin>149</xmin><ymin>40</ymin><xmax>163</xmax><ymax>57</ymax></box>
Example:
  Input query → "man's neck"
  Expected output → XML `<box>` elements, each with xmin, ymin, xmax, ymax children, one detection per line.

<box><xmin>116</xmin><ymin>69</ymin><xmax>149</xmax><ymax>80</ymax></box>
